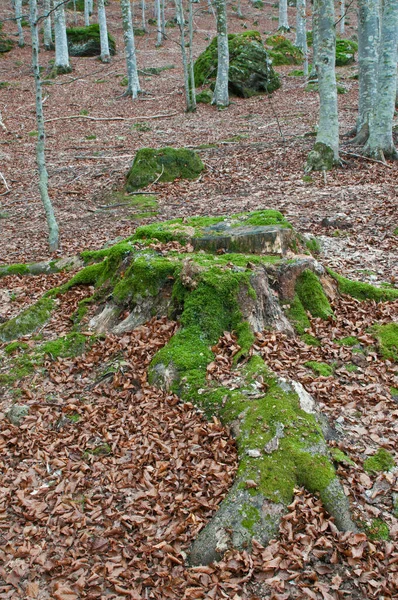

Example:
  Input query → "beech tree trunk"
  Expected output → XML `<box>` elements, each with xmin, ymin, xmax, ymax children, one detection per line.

<box><xmin>84</xmin><ymin>0</ymin><xmax>90</xmax><ymax>26</ymax></box>
<box><xmin>120</xmin><ymin>0</ymin><xmax>140</xmax><ymax>99</ymax></box>
<box><xmin>156</xmin><ymin>0</ymin><xmax>162</xmax><ymax>46</ymax></box>
<box><xmin>98</xmin><ymin>0</ymin><xmax>111</xmax><ymax>63</ymax></box>
<box><xmin>352</xmin><ymin>0</ymin><xmax>379</xmax><ymax>144</ymax></box>
<box><xmin>305</xmin><ymin>0</ymin><xmax>339</xmax><ymax>171</ymax></box>
<box><xmin>43</xmin><ymin>0</ymin><xmax>53</xmax><ymax>50</ymax></box>
<box><xmin>53</xmin><ymin>0</ymin><xmax>71</xmax><ymax>74</ymax></box>
<box><xmin>295</xmin><ymin>0</ymin><xmax>308</xmax><ymax>76</ymax></box>
<box><xmin>339</xmin><ymin>0</ymin><xmax>345</xmax><ymax>33</ymax></box>
<box><xmin>29</xmin><ymin>0</ymin><xmax>60</xmax><ymax>252</ymax></box>
<box><xmin>363</xmin><ymin>0</ymin><xmax>398</xmax><ymax>160</ymax></box>
<box><xmin>212</xmin><ymin>0</ymin><xmax>229</xmax><ymax>107</ymax></box>
<box><xmin>15</xmin><ymin>0</ymin><xmax>25</xmax><ymax>47</ymax></box>
<box><xmin>278</xmin><ymin>0</ymin><xmax>290</xmax><ymax>31</ymax></box>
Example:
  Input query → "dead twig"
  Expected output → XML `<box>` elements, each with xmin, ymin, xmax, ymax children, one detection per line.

<box><xmin>340</xmin><ymin>150</ymin><xmax>392</xmax><ymax>169</ymax></box>
<box><xmin>147</xmin><ymin>165</ymin><xmax>165</xmax><ymax>189</ymax></box>
<box><xmin>0</xmin><ymin>172</ymin><xmax>10</xmax><ymax>193</ymax></box>
<box><xmin>74</xmin><ymin>154</ymin><xmax>135</xmax><ymax>160</ymax></box>
<box><xmin>45</xmin><ymin>112</ymin><xmax>178</xmax><ymax>124</ymax></box>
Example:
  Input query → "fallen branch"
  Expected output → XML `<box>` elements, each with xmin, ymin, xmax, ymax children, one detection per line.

<box><xmin>0</xmin><ymin>172</ymin><xmax>10</xmax><ymax>192</ymax></box>
<box><xmin>45</xmin><ymin>112</ymin><xmax>178</xmax><ymax>124</ymax></box>
<box><xmin>74</xmin><ymin>154</ymin><xmax>135</xmax><ymax>160</ymax></box>
<box><xmin>147</xmin><ymin>164</ymin><xmax>165</xmax><ymax>189</ymax></box>
<box><xmin>340</xmin><ymin>150</ymin><xmax>392</xmax><ymax>169</ymax></box>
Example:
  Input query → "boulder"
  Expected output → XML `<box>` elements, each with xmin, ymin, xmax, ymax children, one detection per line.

<box><xmin>266</xmin><ymin>34</ymin><xmax>303</xmax><ymax>66</ymax></box>
<box><xmin>194</xmin><ymin>31</ymin><xmax>280</xmax><ymax>98</ymax></box>
<box><xmin>126</xmin><ymin>147</ymin><xmax>204</xmax><ymax>192</ymax></box>
<box><xmin>66</xmin><ymin>24</ymin><xmax>116</xmax><ymax>57</ymax></box>
<box><xmin>336</xmin><ymin>39</ymin><xmax>357</xmax><ymax>66</ymax></box>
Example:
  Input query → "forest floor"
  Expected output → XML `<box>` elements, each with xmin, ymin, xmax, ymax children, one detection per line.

<box><xmin>0</xmin><ymin>0</ymin><xmax>397</xmax><ymax>598</ymax></box>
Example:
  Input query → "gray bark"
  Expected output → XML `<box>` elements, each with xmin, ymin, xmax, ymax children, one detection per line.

<box><xmin>278</xmin><ymin>0</ymin><xmax>290</xmax><ymax>30</ymax></box>
<box><xmin>15</xmin><ymin>0</ymin><xmax>25</xmax><ymax>47</ymax></box>
<box><xmin>295</xmin><ymin>0</ymin><xmax>308</xmax><ymax>76</ymax></box>
<box><xmin>212</xmin><ymin>0</ymin><xmax>229</xmax><ymax>107</ymax></box>
<box><xmin>53</xmin><ymin>0</ymin><xmax>71</xmax><ymax>73</ymax></box>
<box><xmin>339</xmin><ymin>0</ymin><xmax>345</xmax><ymax>33</ymax></box>
<box><xmin>156</xmin><ymin>0</ymin><xmax>162</xmax><ymax>46</ymax></box>
<box><xmin>364</xmin><ymin>0</ymin><xmax>398</xmax><ymax>159</ymax></box>
<box><xmin>29</xmin><ymin>0</ymin><xmax>60</xmax><ymax>252</ymax></box>
<box><xmin>175</xmin><ymin>0</ymin><xmax>194</xmax><ymax>111</ymax></box>
<box><xmin>84</xmin><ymin>0</ymin><xmax>90</xmax><ymax>26</ymax></box>
<box><xmin>43</xmin><ymin>0</ymin><xmax>53</xmax><ymax>50</ymax></box>
<box><xmin>352</xmin><ymin>0</ymin><xmax>379</xmax><ymax>144</ymax></box>
<box><xmin>188</xmin><ymin>0</ymin><xmax>196</xmax><ymax>111</ymax></box>
<box><xmin>161</xmin><ymin>0</ymin><xmax>165</xmax><ymax>37</ymax></box>
<box><xmin>98</xmin><ymin>0</ymin><xmax>111</xmax><ymax>63</ymax></box>
<box><xmin>306</xmin><ymin>0</ymin><xmax>339</xmax><ymax>170</ymax></box>
<box><xmin>120</xmin><ymin>0</ymin><xmax>141</xmax><ymax>99</ymax></box>
<box><xmin>141</xmin><ymin>0</ymin><xmax>147</xmax><ymax>32</ymax></box>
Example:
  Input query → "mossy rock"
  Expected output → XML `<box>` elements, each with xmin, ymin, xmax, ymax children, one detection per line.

<box><xmin>0</xmin><ymin>23</ymin><xmax>13</xmax><ymax>54</ymax></box>
<box><xmin>194</xmin><ymin>31</ymin><xmax>280</xmax><ymax>98</ymax></box>
<box><xmin>371</xmin><ymin>322</ymin><xmax>398</xmax><ymax>362</ymax></box>
<box><xmin>67</xmin><ymin>0</ymin><xmax>85</xmax><ymax>10</ymax></box>
<box><xmin>66</xmin><ymin>24</ymin><xmax>116</xmax><ymax>57</ymax></box>
<box><xmin>335</xmin><ymin>39</ymin><xmax>357</xmax><ymax>66</ymax></box>
<box><xmin>265</xmin><ymin>34</ymin><xmax>303</xmax><ymax>66</ymax></box>
<box><xmin>125</xmin><ymin>147</ymin><xmax>204</xmax><ymax>192</ymax></box>
<box><xmin>196</xmin><ymin>89</ymin><xmax>213</xmax><ymax>104</ymax></box>
<box><xmin>364</xmin><ymin>448</ymin><xmax>395</xmax><ymax>473</ymax></box>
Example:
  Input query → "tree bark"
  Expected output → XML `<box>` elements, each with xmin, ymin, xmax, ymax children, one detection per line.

<box><xmin>43</xmin><ymin>0</ymin><xmax>54</xmax><ymax>50</ymax></box>
<box><xmin>212</xmin><ymin>0</ymin><xmax>229</xmax><ymax>107</ymax></box>
<box><xmin>295</xmin><ymin>0</ymin><xmax>308</xmax><ymax>76</ymax></box>
<box><xmin>305</xmin><ymin>0</ymin><xmax>339</xmax><ymax>171</ymax></box>
<box><xmin>120</xmin><ymin>0</ymin><xmax>140</xmax><ymax>99</ymax></box>
<box><xmin>156</xmin><ymin>0</ymin><xmax>162</xmax><ymax>46</ymax></box>
<box><xmin>278</xmin><ymin>0</ymin><xmax>290</xmax><ymax>31</ymax></box>
<box><xmin>84</xmin><ymin>0</ymin><xmax>90</xmax><ymax>26</ymax></box>
<box><xmin>53</xmin><ymin>0</ymin><xmax>71</xmax><ymax>74</ymax></box>
<box><xmin>30</xmin><ymin>0</ymin><xmax>60</xmax><ymax>252</ymax></box>
<box><xmin>363</xmin><ymin>0</ymin><xmax>398</xmax><ymax>160</ymax></box>
<box><xmin>15</xmin><ymin>0</ymin><xmax>25</xmax><ymax>47</ymax></box>
<box><xmin>98</xmin><ymin>0</ymin><xmax>111</xmax><ymax>63</ymax></box>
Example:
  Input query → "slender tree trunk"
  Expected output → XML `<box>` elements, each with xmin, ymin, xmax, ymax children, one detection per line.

<box><xmin>15</xmin><ymin>0</ymin><xmax>25</xmax><ymax>47</ymax></box>
<box><xmin>278</xmin><ymin>0</ymin><xmax>290</xmax><ymax>31</ymax></box>
<box><xmin>88</xmin><ymin>0</ymin><xmax>93</xmax><ymax>15</ymax></box>
<box><xmin>295</xmin><ymin>0</ymin><xmax>308</xmax><ymax>76</ymax></box>
<box><xmin>161</xmin><ymin>0</ymin><xmax>165</xmax><ymax>38</ymax></box>
<box><xmin>43</xmin><ymin>0</ymin><xmax>53</xmax><ymax>50</ymax></box>
<box><xmin>29</xmin><ymin>0</ymin><xmax>60</xmax><ymax>253</ymax></box>
<box><xmin>175</xmin><ymin>0</ymin><xmax>195</xmax><ymax>111</ymax></box>
<box><xmin>364</xmin><ymin>0</ymin><xmax>398</xmax><ymax>159</ymax></box>
<box><xmin>188</xmin><ymin>0</ymin><xmax>196</xmax><ymax>111</ymax></box>
<box><xmin>156</xmin><ymin>0</ymin><xmax>162</xmax><ymax>46</ymax></box>
<box><xmin>340</xmin><ymin>0</ymin><xmax>345</xmax><ymax>33</ymax></box>
<box><xmin>120</xmin><ymin>0</ymin><xmax>140</xmax><ymax>99</ymax></box>
<box><xmin>309</xmin><ymin>2</ymin><xmax>318</xmax><ymax>80</ymax></box>
<box><xmin>305</xmin><ymin>0</ymin><xmax>339</xmax><ymax>171</ymax></box>
<box><xmin>98</xmin><ymin>0</ymin><xmax>111</xmax><ymax>62</ymax></box>
<box><xmin>53</xmin><ymin>0</ymin><xmax>71</xmax><ymax>74</ymax></box>
<box><xmin>141</xmin><ymin>0</ymin><xmax>147</xmax><ymax>32</ymax></box>
<box><xmin>351</xmin><ymin>0</ymin><xmax>379</xmax><ymax>144</ymax></box>
<box><xmin>237</xmin><ymin>0</ymin><xmax>242</xmax><ymax>18</ymax></box>
<box><xmin>212</xmin><ymin>0</ymin><xmax>229</xmax><ymax>107</ymax></box>
<box><xmin>84</xmin><ymin>0</ymin><xmax>90</xmax><ymax>26</ymax></box>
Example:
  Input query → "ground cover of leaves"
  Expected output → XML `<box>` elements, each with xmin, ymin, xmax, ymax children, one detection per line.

<box><xmin>1</xmin><ymin>0</ymin><xmax>398</xmax><ymax>598</ymax></box>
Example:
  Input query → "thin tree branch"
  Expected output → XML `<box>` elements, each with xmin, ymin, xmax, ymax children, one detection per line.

<box><xmin>45</xmin><ymin>112</ymin><xmax>178</xmax><ymax>123</ymax></box>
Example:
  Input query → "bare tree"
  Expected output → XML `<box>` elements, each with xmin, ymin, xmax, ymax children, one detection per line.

<box><xmin>120</xmin><ymin>0</ymin><xmax>140</xmax><ymax>99</ymax></box>
<box><xmin>212</xmin><ymin>0</ymin><xmax>229</xmax><ymax>107</ymax></box>
<box><xmin>278</xmin><ymin>0</ymin><xmax>290</xmax><ymax>31</ymax></box>
<box><xmin>295</xmin><ymin>0</ymin><xmax>308</xmax><ymax>76</ymax></box>
<box><xmin>53</xmin><ymin>0</ymin><xmax>71</xmax><ymax>74</ymax></box>
<box><xmin>84</xmin><ymin>0</ymin><xmax>90</xmax><ymax>26</ymax></box>
<box><xmin>305</xmin><ymin>0</ymin><xmax>339</xmax><ymax>171</ymax></box>
<box><xmin>98</xmin><ymin>0</ymin><xmax>111</xmax><ymax>62</ymax></box>
<box><xmin>29</xmin><ymin>0</ymin><xmax>60</xmax><ymax>252</ymax></box>
<box><xmin>15</xmin><ymin>0</ymin><xmax>25</xmax><ymax>47</ymax></box>
<box><xmin>43</xmin><ymin>0</ymin><xmax>54</xmax><ymax>50</ymax></box>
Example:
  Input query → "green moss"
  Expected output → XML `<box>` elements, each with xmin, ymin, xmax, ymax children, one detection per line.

<box><xmin>288</xmin><ymin>69</ymin><xmax>304</xmax><ymax>76</ymax></box>
<box><xmin>66</xmin><ymin>412</ymin><xmax>81</xmax><ymax>423</ymax></box>
<box><xmin>301</xmin><ymin>334</ymin><xmax>321</xmax><ymax>346</ymax></box>
<box><xmin>40</xmin><ymin>332</ymin><xmax>92</xmax><ymax>359</ymax></box>
<box><xmin>194</xmin><ymin>31</ymin><xmax>280</xmax><ymax>97</ymax></box>
<box><xmin>126</xmin><ymin>147</ymin><xmax>204</xmax><ymax>192</ymax></box>
<box><xmin>336</xmin><ymin>336</ymin><xmax>359</xmax><ymax>347</ymax></box>
<box><xmin>285</xmin><ymin>294</ymin><xmax>311</xmax><ymax>335</ymax></box>
<box><xmin>365</xmin><ymin>519</ymin><xmax>389</xmax><ymax>541</ymax></box>
<box><xmin>335</xmin><ymin>39</ymin><xmax>357</xmax><ymax>66</ymax></box>
<box><xmin>237</xmin><ymin>209</ymin><xmax>290</xmax><ymax>228</ymax></box>
<box><xmin>390</xmin><ymin>387</ymin><xmax>398</xmax><ymax>397</ymax></box>
<box><xmin>328</xmin><ymin>269</ymin><xmax>398</xmax><ymax>302</ymax></box>
<box><xmin>371</xmin><ymin>323</ymin><xmax>398</xmax><ymax>362</ymax></box>
<box><xmin>85</xmin><ymin>443</ymin><xmax>112</xmax><ymax>457</ymax></box>
<box><xmin>0</xmin><ymin>298</ymin><xmax>55</xmax><ymax>342</ymax></box>
<box><xmin>305</xmin><ymin>361</ymin><xmax>334</xmax><ymax>377</ymax></box>
<box><xmin>0</xmin><ymin>263</ymin><xmax>30</xmax><ymax>277</ymax></box>
<box><xmin>393</xmin><ymin>227</ymin><xmax>398</xmax><ymax>236</ymax></box>
<box><xmin>4</xmin><ymin>341</ymin><xmax>29</xmax><ymax>354</ymax></box>
<box><xmin>266</xmin><ymin>34</ymin><xmax>303</xmax><ymax>65</ymax></box>
<box><xmin>364</xmin><ymin>448</ymin><xmax>395</xmax><ymax>473</ymax></box>
<box><xmin>66</xmin><ymin>23</ymin><xmax>116</xmax><ymax>57</ymax></box>
<box><xmin>240</xmin><ymin>504</ymin><xmax>261</xmax><ymax>533</ymax></box>
<box><xmin>306</xmin><ymin>142</ymin><xmax>337</xmax><ymax>172</ymax></box>
<box><xmin>296</xmin><ymin>269</ymin><xmax>333</xmax><ymax>320</ymax></box>
<box><xmin>345</xmin><ymin>363</ymin><xmax>358</xmax><ymax>373</ymax></box>
<box><xmin>0</xmin><ymin>24</ymin><xmax>13</xmax><ymax>53</ymax></box>
<box><xmin>330</xmin><ymin>448</ymin><xmax>355</xmax><ymax>466</ymax></box>
<box><xmin>112</xmin><ymin>253</ymin><xmax>177</xmax><ymax>304</ymax></box>
<box><xmin>62</xmin><ymin>262</ymin><xmax>105</xmax><ymax>289</ymax></box>
<box><xmin>305</xmin><ymin>237</ymin><xmax>321</xmax><ymax>255</ymax></box>
<box><xmin>196</xmin><ymin>89</ymin><xmax>213</xmax><ymax>104</ymax></box>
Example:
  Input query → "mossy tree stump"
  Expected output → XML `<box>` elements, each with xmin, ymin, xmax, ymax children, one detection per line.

<box><xmin>4</xmin><ymin>210</ymin><xmax>397</xmax><ymax>564</ymax></box>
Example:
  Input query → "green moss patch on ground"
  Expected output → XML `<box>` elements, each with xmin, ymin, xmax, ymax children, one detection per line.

<box><xmin>0</xmin><ymin>23</ymin><xmax>13</xmax><ymax>53</ymax></box>
<box><xmin>335</xmin><ymin>336</ymin><xmax>359</xmax><ymax>347</ymax></box>
<box><xmin>0</xmin><ymin>298</ymin><xmax>55</xmax><ymax>342</ymax></box>
<box><xmin>305</xmin><ymin>361</ymin><xmax>334</xmax><ymax>377</ymax></box>
<box><xmin>66</xmin><ymin>23</ymin><xmax>116</xmax><ymax>57</ymax></box>
<box><xmin>370</xmin><ymin>322</ymin><xmax>398</xmax><ymax>362</ymax></box>
<box><xmin>126</xmin><ymin>147</ymin><xmax>204</xmax><ymax>192</ymax></box>
<box><xmin>363</xmin><ymin>448</ymin><xmax>395</xmax><ymax>473</ymax></box>
<box><xmin>194</xmin><ymin>31</ymin><xmax>280</xmax><ymax>98</ymax></box>
<box><xmin>365</xmin><ymin>519</ymin><xmax>389</xmax><ymax>541</ymax></box>
<box><xmin>265</xmin><ymin>34</ymin><xmax>303</xmax><ymax>66</ymax></box>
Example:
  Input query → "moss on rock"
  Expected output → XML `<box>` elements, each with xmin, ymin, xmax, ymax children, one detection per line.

<box><xmin>364</xmin><ymin>448</ymin><xmax>395</xmax><ymax>473</ymax></box>
<box><xmin>66</xmin><ymin>23</ymin><xmax>116</xmax><ymax>57</ymax></box>
<box><xmin>371</xmin><ymin>323</ymin><xmax>398</xmax><ymax>362</ymax></box>
<box><xmin>266</xmin><ymin>34</ymin><xmax>303</xmax><ymax>66</ymax></box>
<box><xmin>296</xmin><ymin>269</ymin><xmax>333</xmax><ymax>319</ymax></box>
<box><xmin>194</xmin><ymin>31</ymin><xmax>280</xmax><ymax>98</ymax></box>
<box><xmin>126</xmin><ymin>147</ymin><xmax>204</xmax><ymax>192</ymax></box>
<box><xmin>0</xmin><ymin>298</ymin><xmax>55</xmax><ymax>342</ymax></box>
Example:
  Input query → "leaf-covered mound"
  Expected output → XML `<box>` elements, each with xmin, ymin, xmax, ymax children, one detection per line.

<box><xmin>266</xmin><ymin>34</ymin><xmax>303</xmax><ymax>66</ymax></box>
<box><xmin>126</xmin><ymin>147</ymin><xmax>204</xmax><ymax>192</ymax></box>
<box><xmin>194</xmin><ymin>31</ymin><xmax>281</xmax><ymax>98</ymax></box>
<box><xmin>66</xmin><ymin>23</ymin><xmax>116</xmax><ymax>57</ymax></box>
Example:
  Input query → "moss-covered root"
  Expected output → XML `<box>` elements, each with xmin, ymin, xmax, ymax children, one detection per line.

<box><xmin>0</xmin><ymin>256</ymin><xmax>83</xmax><ymax>278</ymax></box>
<box><xmin>305</xmin><ymin>142</ymin><xmax>339</xmax><ymax>172</ymax></box>
<box><xmin>0</xmin><ymin>298</ymin><xmax>55</xmax><ymax>342</ymax></box>
<box><xmin>187</xmin><ymin>359</ymin><xmax>357</xmax><ymax>565</ymax></box>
